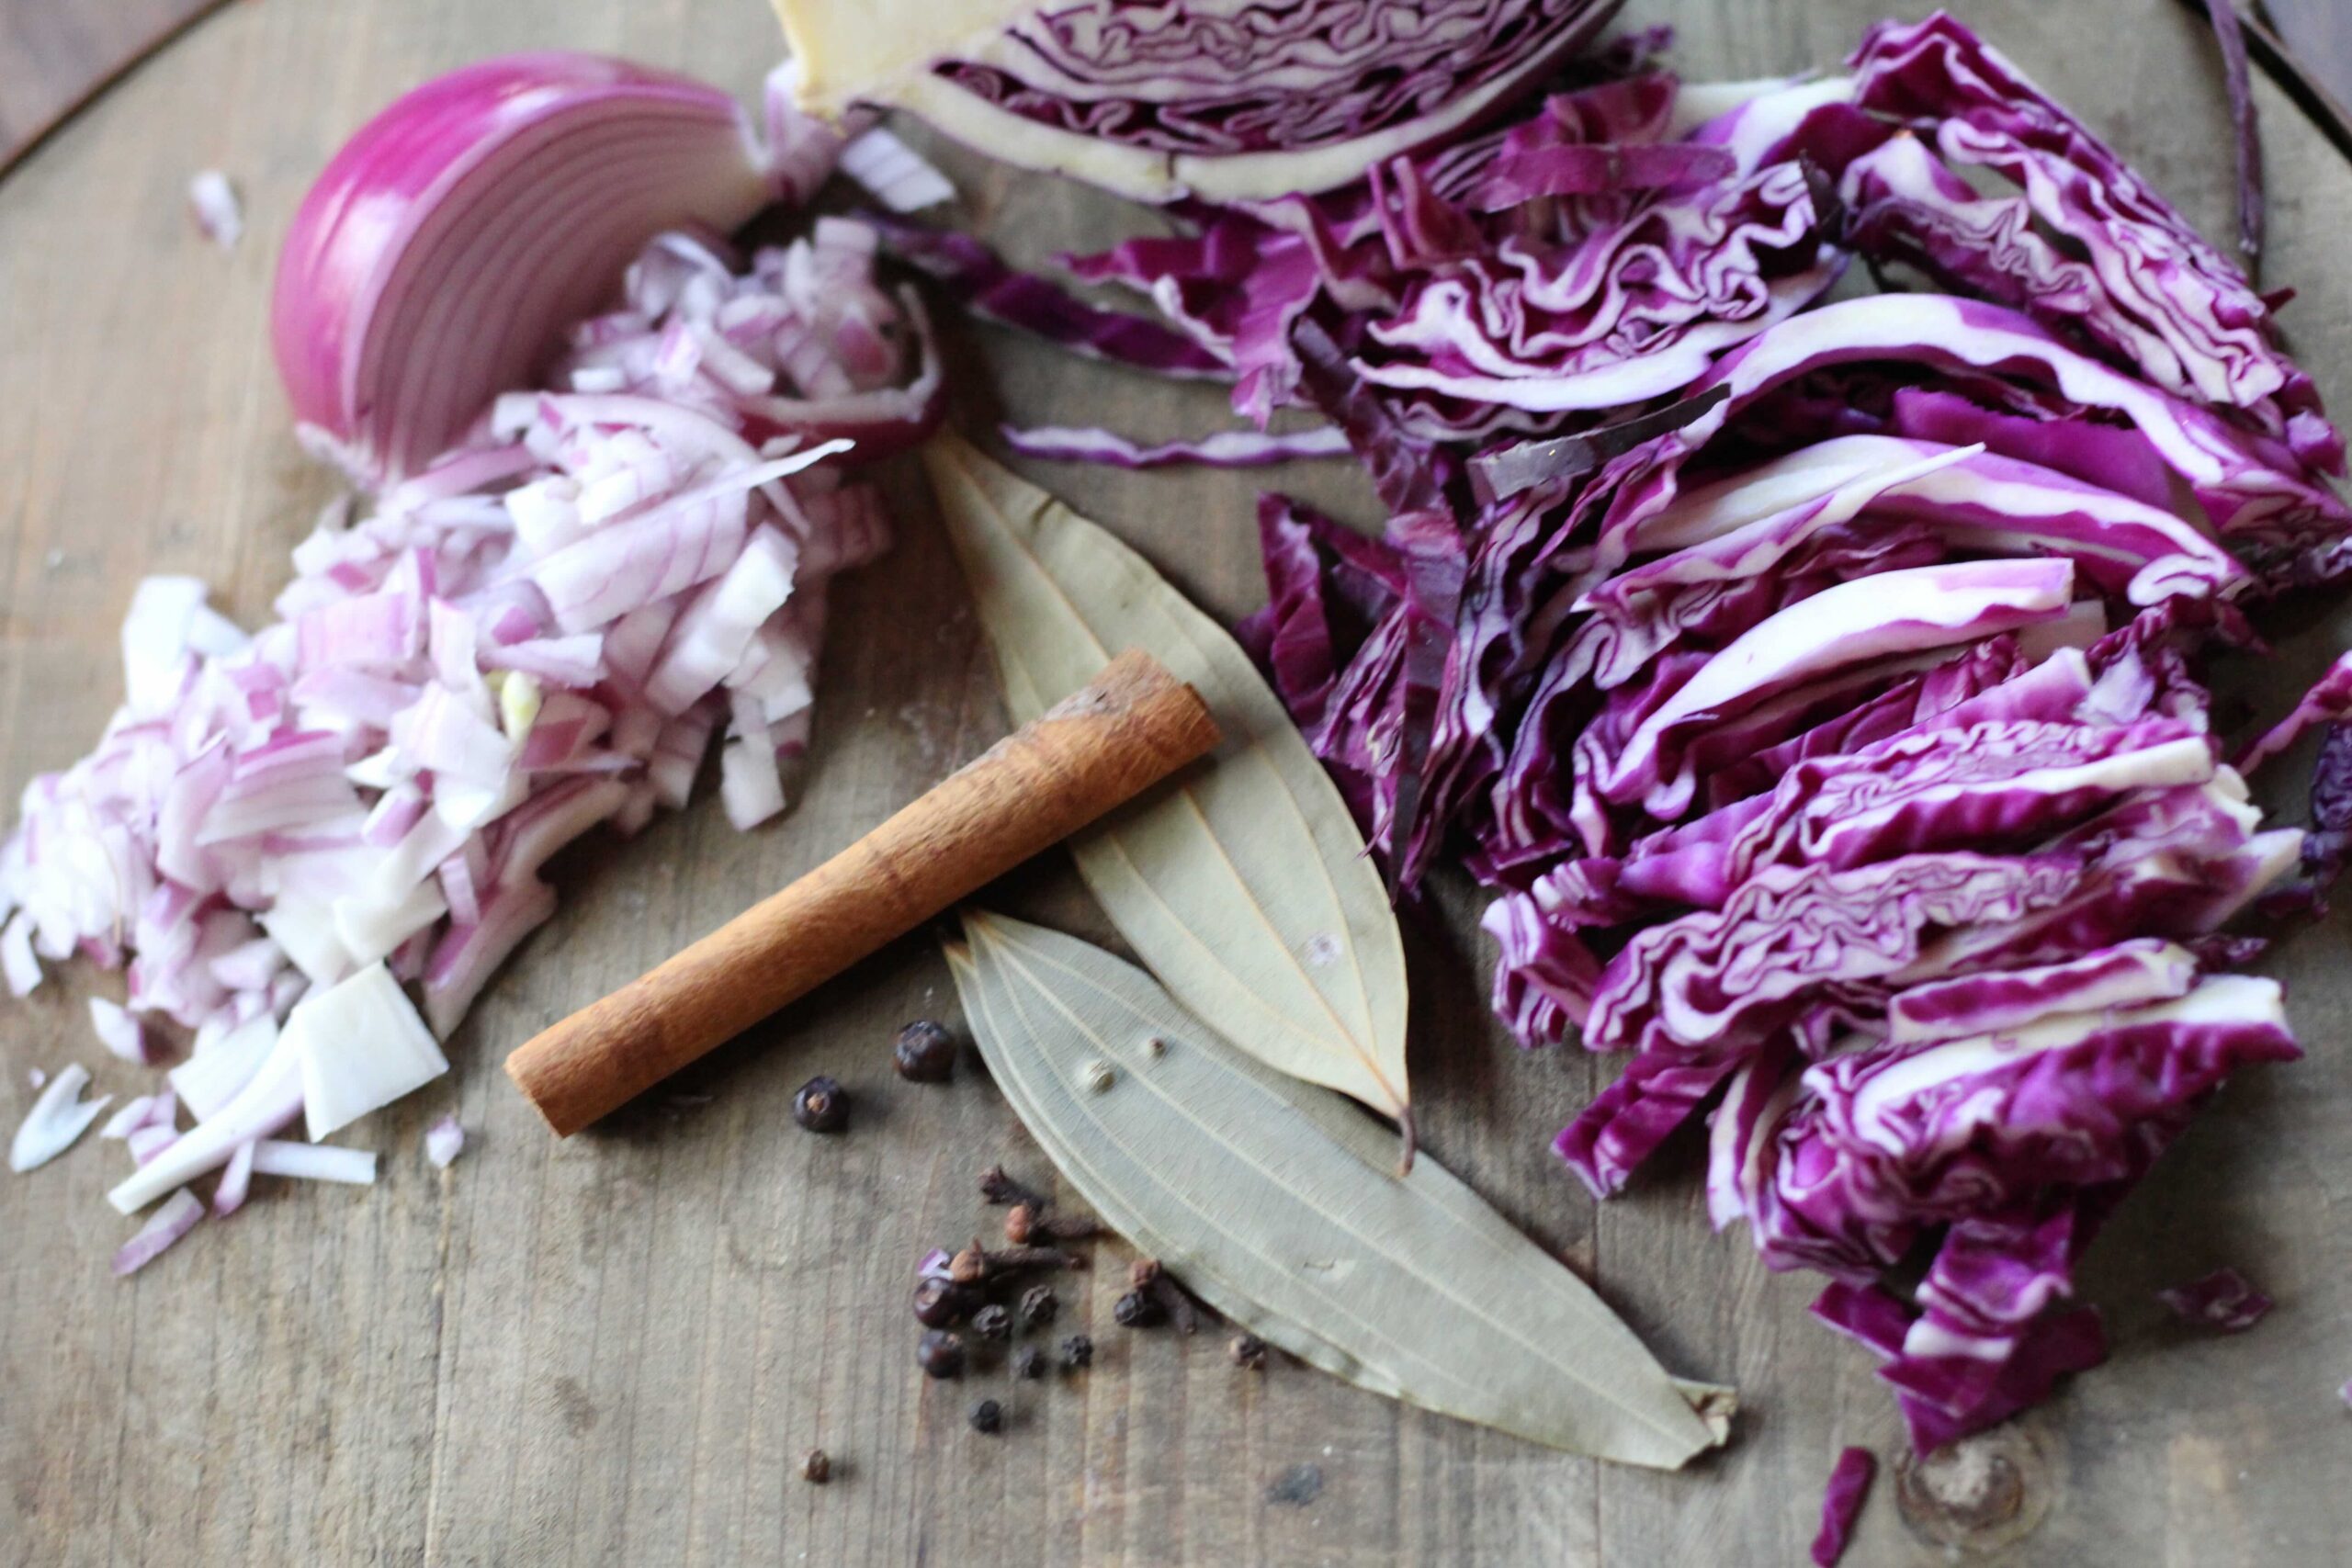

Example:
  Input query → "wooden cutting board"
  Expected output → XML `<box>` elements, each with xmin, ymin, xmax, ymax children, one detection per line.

<box><xmin>6</xmin><ymin>2</ymin><xmax>2352</xmax><ymax>1562</ymax></box>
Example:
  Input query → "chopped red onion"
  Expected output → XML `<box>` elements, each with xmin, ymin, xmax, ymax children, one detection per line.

<box><xmin>2157</xmin><ymin>1267</ymin><xmax>2273</xmax><ymax>1332</ymax></box>
<box><xmin>999</xmin><ymin>423</ymin><xmax>1351</xmax><ymax>468</ymax></box>
<box><xmin>101</xmin><ymin>1090</ymin><xmax>177</xmax><ymax>1141</ymax></box>
<box><xmin>88</xmin><ymin>997</ymin><xmax>157</xmax><ymax>1066</ymax></box>
<box><xmin>10</xmin><ymin>217</ymin><xmax>904</xmax><ymax>1239</ymax></box>
<box><xmin>250</xmin><ymin>1139</ymin><xmax>378</xmax><ymax>1185</ymax></box>
<box><xmin>113</xmin><ymin>1189</ymin><xmax>205</xmax><ymax>1275</ymax></box>
<box><xmin>212</xmin><ymin>1138</ymin><xmax>257</xmax><ymax>1216</ymax></box>
<box><xmin>188</xmin><ymin>171</ymin><xmax>243</xmax><ymax>249</ymax></box>
<box><xmin>9</xmin><ymin>1063</ymin><xmax>110</xmax><ymax>1172</ymax></box>
<box><xmin>288</xmin><ymin>964</ymin><xmax>448</xmax><ymax>1140</ymax></box>
<box><xmin>126</xmin><ymin>1123</ymin><xmax>179</xmax><ymax>1166</ymax></box>
<box><xmin>424</xmin><ymin>1113</ymin><xmax>465</xmax><ymax>1168</ymax></box>
<box><xmin>110</xmin><ymin>1017</ymin><xmax>303</xmax><ymax>1213</ymax></box>
<box><xmin>2</xmin><ymin>912</ymin><xmax>39</xmax><ymax>997</ymax></box>
<box><xmin>837</xmin><ymin>128</ymin><xmax>957</xmax><ymax>212</ymax></box>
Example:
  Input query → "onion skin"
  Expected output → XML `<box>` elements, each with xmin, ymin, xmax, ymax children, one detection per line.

<box><xmin>271</xmin><ymin>53</ymin><xmax>773</xmax><ymax>480</ymax></box>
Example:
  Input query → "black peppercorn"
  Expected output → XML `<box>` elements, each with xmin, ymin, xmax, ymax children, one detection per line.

<box><xmin>1013</xmin><ymin>1346</ymin><xmax>1046</xmax><ymax>1380</ymax></box>
<box><xmin>916</xmin><ymin>1329</ymin><xmax>966</xmax><ymax>1379</ymax></box>
<box><xmin>1059</xmin><ymin>1334</ymin><xmax>1093</xmax><ymax>1371</ymax></box>
<box><xmin>1113</xmin><ymin>1289</ymin><xmax>1163</xmax><ymax>1328</ymax></box>
<box><xmin>892</xmin><ymin>1021</ymin><xmax>958</xmax><ymax>1083</ymax></box>
<box><xmin>1018</xmin><ymin>1284</ymin><xmax>1058</xmax><ymax>1331</ymax></box>
<box><xmin>970</xmin><ymin>1303</ymin><xmax>1012</xmax><ymax>1341</ymax></box>
<box><xmin>912</xmin><ymin>1276</ymin><xmax>973</xmax><ymax>1328</ymax></box>
<box><xmin>799</xmin><ymin>1448</ymin><xmax>831</xmax><ymax>1483</ymax></box>
<box><xmin>792</xmin><ymin>1076</ymin><xmax>849</xmax><ymax>1133</ymax></box>
<box><xmin>968</xmin><ymin>1398</ymin><xmax>1003</xmax><ymax>1435</ymax></box>
<box><xmin>1228</xmin><ymin>1333</ymin><xmax>1268</xmax><ymax>1371</ymax></box>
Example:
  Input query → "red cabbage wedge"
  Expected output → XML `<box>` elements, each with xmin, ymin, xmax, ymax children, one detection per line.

<box><xmin>773</xmin><ymin>0</ymin><xmax>1628</xmax><ymax>202</ymax></box>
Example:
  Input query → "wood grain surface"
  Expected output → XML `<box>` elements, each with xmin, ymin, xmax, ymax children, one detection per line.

<box><xmin>0</xmin><ymin>0</ymin><xmax>227</xmax><ymax>175</ymax></box>
<box><xmin>4</xmin><ymin>2</ymin><xmax>2351</xmax><ymax>1563</ymax></box>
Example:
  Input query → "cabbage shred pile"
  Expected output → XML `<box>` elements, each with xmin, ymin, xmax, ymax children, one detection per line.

<box><xmin>909</xmin><ymin>13</ymin><xmax>2344</xmax><ymax>1449</ymax></box>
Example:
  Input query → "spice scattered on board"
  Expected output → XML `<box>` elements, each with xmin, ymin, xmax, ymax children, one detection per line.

<box><xmin>946</xmin><ymin>908</ymin><xmax>1732</xmax><ymax>1467</ymax></box>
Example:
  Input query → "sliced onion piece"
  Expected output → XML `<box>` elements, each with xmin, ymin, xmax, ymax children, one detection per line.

<box><xmin>272</xmin><ymin>54</ymin><xmax>778</xmax><ymax>480</ymax></box>
<box><xmin>111</xmin><ymin>1027</ymin><xmax>303</xmax><ymax>1213</ymax></box>
<box><xmin>89</xmin><ymin>998</ymin><xmax>156</xmax><ymax>1066</ymax></box>
<box><xmin>10</xmin><ymin>1064</ymin><xmax>111</xmax><ymax>1173</ymax></box>
<box><xmin>189</xmin><ymin>171</ymin><xmax>244</xmax><ymax>249</ymax></box>
<box><xmin>169</xmin><ymin>1020</ymin><xmax>278</xmax><ymax>1128</ymax></box>
<box><xmin>126</xmin><ymin>1123</ymin><xmax>179</xmax><ymax>1166</ymax></box>
<box><xmin>424</xmin><ymin>1114</ymin><xmax>466</xmax><ymax>1168</ymax></box>
<box><xmin>290</xmin><ymin>964</ymin><xmax>450</xmax><ymax>1140</ymax></box>
<box><xmin>837</xmin><ymin>128</ymin><xmax>956</xmax><ymax>211</ymax></box>
<box><xmin>251</xmin><ymin>1140</ymin><xmax>379</xmax><ymax>1186</ymax></box>
<box><xmin>113</xmin><ymin>1189</ymin><xmax>205</xmax><ymax>1276</ymax></box>
<box><xmin>212</xmin><ymin>1139</ymin><xmax>257</xmax><ymax>1216</ymax></box>
<box><xmin>1000</xmin><ymin>423</ymin><xmax>1350</xmax><ymax>468</ymax></box>
<box><xmin>2</xmin><ymin>911</ymin><xmax>40</xmax><ymax>997</ymax></box>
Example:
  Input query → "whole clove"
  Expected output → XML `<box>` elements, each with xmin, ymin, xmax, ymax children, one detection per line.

<box><xmin>916</xmin><ymin>1329</ymin><xmax>967</xmax><ymax>1379</ymax></box>
<box><xmin>799</xmin><ymin>1448</ymin><xmax>832</xmax><ymax>1483</ymax></box>
<box><xmin>970</xmin><ymin>1303</ymin><xmax>1013</xmax><ymax>1342</ymax></box>
<box><xmin>968</xmin><ymin>1398</ymin><xmax>1003</xmax><ymax>1435</ymax></box>
<box><xmin>1151</xmin><ymin>1276</ymin><xmax>1200</xmax><ymax>1335</ymax></box>
<box><xmin>912</xmin><ymin>1276</ymin><xmax>974</xmax><ymax>1328</ymax></box>
<box><xmin>892</xmin><ymin>1021</ymin><xmax>959</xmax><ymax>1083</ymax></box>
<box><xmin>978</xmin><ymin>1163</ymin><xmax>1047</xmax><ymax>1208</ymax></box>
<box><xmin>1013</xmin><ymin>1346</ymin><xmax>1046</xmax><ymax>1380</ymax></box>
<box><xmin>950</xmin><ymin>1239</ymin><xmax>1083</xmax><ymax>1285</ymax></box>
<box><xmin>1006</xmin><ymin>1201</ymin><xmax>1102</xmax><ymax>1246</ymax></box>
<box><xmin>792</xmin><ymin>1076</ymin><xmax>849</xmax><ymax>1133</ymax></box>
<box><xmin>1228</xmin><ymin>1333</ymin><xmax>1268</xmax><ymax>1371</ymax></box>
<box><xmin>1129</xmin><ymin>1257</ymin><xmax>1199</xmax><ymax>1332</ymax></box>
<box><xmin>1059</xmin><ymin>1334</ymin><xmax>1094</xmax><ymax>1371</ymax></box>
<box><xmin>1017</xmin><ymin>1284</ymin><xmax>1059</xmax><ymax>1331</ymax></box>
<box><xmin>1113</xmin><ymin>1289</ymin><xmax>1163</xmax><ymax>1329</ymax></box>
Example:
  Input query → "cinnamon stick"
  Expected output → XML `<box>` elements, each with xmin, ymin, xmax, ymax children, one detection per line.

<box><xmin>505</xmin><ymin>649</ymin><xmax>1220</xmax><ymax>1134</ymax></box>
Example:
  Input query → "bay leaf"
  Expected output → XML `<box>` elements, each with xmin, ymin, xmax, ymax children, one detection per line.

<box><xmin>922</xmin><ymin>434</ymin><xmax>1411</xmax><ymax>1123</ymax></box>
<box><xmin>945</xmin><ymin>908</ymin><xmax>1734</xmax><ymax>1468</ymax></box>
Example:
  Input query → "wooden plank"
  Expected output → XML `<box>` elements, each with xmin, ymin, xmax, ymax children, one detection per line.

<box><xmin>0</xmin><ymin>0</ymin><xmax>230</xmax><ymax>175</ymax></box>
<box><xmin>3</xmin><ymin>1</ymin><xmax>2351</xmax><ymax>1564</ymax></box>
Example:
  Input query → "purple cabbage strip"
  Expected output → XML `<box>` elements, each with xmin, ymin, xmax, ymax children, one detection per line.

<box><xmin>864</xmin><ymin>216</ymin><xmax>1231</xmax><ymax>379</ymax></box>
<box><xmin>1811</xmin><ymin>1447</ymin><xmax>1877</xmax><ymax>1567</ymax></box>
<box><xmin>2157</xmin><ymin>1266</ymin><xmax>2274</xmax><ymax>1331</ymax></box>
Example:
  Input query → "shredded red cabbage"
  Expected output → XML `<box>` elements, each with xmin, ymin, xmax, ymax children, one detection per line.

<box><xmin>971</xmin><ymin>10</ymin><xmax>2338</xmax><ymax>1450</ymax></box>
<box><xmin>2157</xmin><ymin>1266</ymin><xmax>2273</xmax><ymax>1331</ymax></box>
<box><xmin>1811</xmin><ymin>1446</ymin><xmax>1876</xmax><ymax>1566</ymax></box>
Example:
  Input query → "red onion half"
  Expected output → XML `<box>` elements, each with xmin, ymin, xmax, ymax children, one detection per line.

<box><xmin>272</xmin><ymin>53</ymin><xmax>783</xmax><ymax>481</ymax></box>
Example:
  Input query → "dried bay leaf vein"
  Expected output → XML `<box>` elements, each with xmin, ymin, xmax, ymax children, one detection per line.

<box><xmin>925</xmin><ymin>434</ymin><xmax>1408</xmax><ymax>1118</ymax></box>
<box><xmin>978</xmin><ymin>927</ymin><xmax>1628</xmax><ymax>1414</ymax></box>
<box><xmin>950</xmin><ymin>910</ymin><xmax>1725</xmax><ymax>1466</ymax></box>
<box><xmin>936</xmin><ymin>446</ymin><xmax>1381</xmax><ymax>1068</ymax></box>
